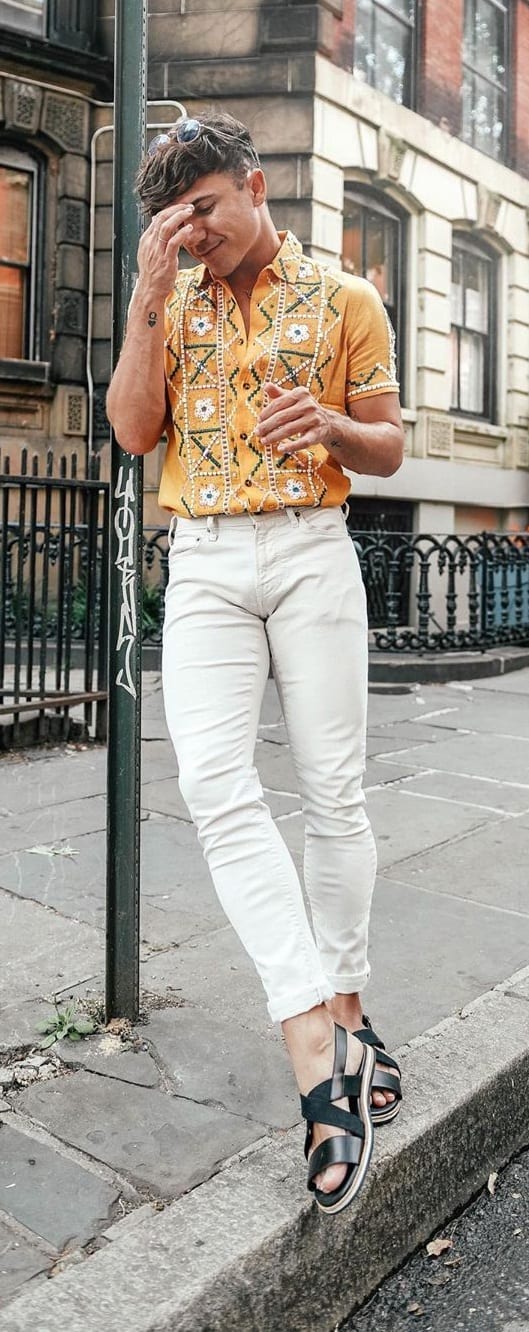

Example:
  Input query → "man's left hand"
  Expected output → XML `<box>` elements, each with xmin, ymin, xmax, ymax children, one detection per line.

<box><xmin>257</xmin><ymin>383</ymin><xmax>333</xmax><ymax>453</ymax></box>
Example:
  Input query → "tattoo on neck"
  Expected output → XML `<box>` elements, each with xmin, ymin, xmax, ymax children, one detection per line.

<box><xmin>147</xmin><ymin>311</ymin><xmax>157</xmax><ymax>327</ymax></box>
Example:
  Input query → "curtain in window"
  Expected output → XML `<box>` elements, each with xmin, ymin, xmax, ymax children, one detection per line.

<box><xmin>0</xmin><ymin>166</ymin><xmax>32</xmax><ymax>359</ymax></box>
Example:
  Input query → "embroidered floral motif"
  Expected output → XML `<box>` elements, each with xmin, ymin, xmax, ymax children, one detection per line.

<box><xmin>284</xmin><ymin>479</ymin><xmax>307</xmax><ymax>500</ymax></box>
<box><xmin>194</xmin><ymin>397</ymin><xmax>215</xmax><ymax>421</ymax></box>
<box><xmin>200</xmin><ymin>484</ymin><xmax>221</xmax><ymax>506</ymax></box>
<box><xmin>191</xmin><ymin>316</ymin><xmax>213</xmax><ymax>336</ymax></box>
<box><xmin>298</xmin><ymin>262</ymin><xmax>314</xmax><ymax>279</ymax></box>
<box><xmin>286</xmin><ymin>322</ymin><xmax>310</xmax><ymax>344</ymax></box>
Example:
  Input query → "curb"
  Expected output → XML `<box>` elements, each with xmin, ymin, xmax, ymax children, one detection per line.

<box><xmin>368</xmin><ymin>646</ymin><xmax>529</xmax><ymax>686</ymax></box>
<box><xmin>2</xmin><ymin>966</ymin><xmax>529</xmax><ymax>1332</ymax></box>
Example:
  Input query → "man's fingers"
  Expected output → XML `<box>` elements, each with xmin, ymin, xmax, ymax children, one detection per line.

<box><xmin>257</xmin><ymin>405</ymin><xmax>308</xmax><ymax>437</ymax></box>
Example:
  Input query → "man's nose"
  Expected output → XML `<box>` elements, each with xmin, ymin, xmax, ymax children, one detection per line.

<box><xmin>188</xmin><ymin>219</ymin><xmax>207</xmax><ymax>245</ymax></box>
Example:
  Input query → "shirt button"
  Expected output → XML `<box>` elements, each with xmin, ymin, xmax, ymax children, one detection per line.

<box><xmin>245</xmin><ymin>479</ymin><xmax>252</xmax><ymax>487</ymax></box>
<box><xmin>243</xmin><ymin>382</ymin><xmax>251</xmax><ymax>390</ymax></box>
<box><xmin>240</xmin><ymin>432</ymin><xmax>248</xmax><ymax>440</ymax></box>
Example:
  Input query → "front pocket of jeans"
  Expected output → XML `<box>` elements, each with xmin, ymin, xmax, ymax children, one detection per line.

<box><xmin>168</xmin><ymin>534</ymin><xmax>203</xmax><ymax>559</ymax></box>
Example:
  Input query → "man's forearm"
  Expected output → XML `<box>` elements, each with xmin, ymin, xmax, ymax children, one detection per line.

<box><xmin>106</xmin><ymin>281</ymin><xmax>168</xmax><ymax>454</ymax></box>
<box><xmin>324</xmin><ymin>407</ymin><xmax>404</xmax><ymax>478</ymax></box>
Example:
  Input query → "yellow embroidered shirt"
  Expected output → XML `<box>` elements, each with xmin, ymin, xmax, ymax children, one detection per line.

<box><xmin>159</xmin><ymin>231</ymin><xmax>398</xmax><ymax>516</ymax></box>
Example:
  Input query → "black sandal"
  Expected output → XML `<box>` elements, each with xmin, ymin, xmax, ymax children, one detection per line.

<box><xmin>350</xmin><ymin>1015</ymin><xmax>402</xmax><ymax>1126</ymax></box>
<box><xmin>301</xmin><ymin>1022</ymin><xmax>376</xmax><ymax>1215</ymax></box>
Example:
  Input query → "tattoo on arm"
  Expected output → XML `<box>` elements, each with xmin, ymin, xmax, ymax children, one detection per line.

<box><xmin>147</xmin><ymin>311</ymin><xmax>158</xmax><ymax>327</ymax></box>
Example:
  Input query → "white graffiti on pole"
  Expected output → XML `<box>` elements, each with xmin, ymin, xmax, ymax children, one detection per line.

<box><xmin>114</xmin><ymin>464</ymin><xmax>137</xmax><ymax>698</ymax></box>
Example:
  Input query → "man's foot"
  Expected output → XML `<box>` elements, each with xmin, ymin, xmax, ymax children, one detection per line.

<box><xmin>282</xmin><ymin>1006</ymin><xmax>368</xmax><ymax>1195</ymax></box>
<box><xmin>327</xmin><ymin>994</ymin><xmax>397</xmax><ymax>1114</ymax></box>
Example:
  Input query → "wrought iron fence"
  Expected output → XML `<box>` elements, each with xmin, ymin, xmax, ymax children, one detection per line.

<box><xmin>2</xmin><ymin>455</ymin><xmax>529</xmax><ymax>747</ymax></box>
<box><xmin>352</xmin><ymin>529</ymin><xmax>529</xmax><ymax>651</ymax></box>
<box><xmin>0</xmin><ymin>450</ymin><xmax>109</xmax><ymax>744</ymax></box>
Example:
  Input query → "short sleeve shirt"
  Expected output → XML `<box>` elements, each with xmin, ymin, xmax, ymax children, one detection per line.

<box><xmin>159</xmin><ymin>231</ymin><xmax>399</xmax><ymax>516</ymax></box>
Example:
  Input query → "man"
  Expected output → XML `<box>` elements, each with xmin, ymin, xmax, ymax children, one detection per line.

<box><xmin>107</xmin><ymin>111</ymin><xmax>404</xmax><ymax>1216</ymax></box>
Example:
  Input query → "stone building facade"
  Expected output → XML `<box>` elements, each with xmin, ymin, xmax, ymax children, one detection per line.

<box><xmin>1</xmin><ymin>0</ymin><xmax>529</xmax><ymax>537</ymax></box>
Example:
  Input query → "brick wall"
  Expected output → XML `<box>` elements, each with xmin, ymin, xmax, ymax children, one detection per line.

<box><xmin>418</xmin><ymin>0</ymin><xmax>464</xmax><ymax>135</ymax></box>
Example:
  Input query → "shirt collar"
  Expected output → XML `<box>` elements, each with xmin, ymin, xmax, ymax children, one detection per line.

<box><xmin>193</xmin><ymin>231</ymin><xmax>305</xmax><ymax>291</ymax></box>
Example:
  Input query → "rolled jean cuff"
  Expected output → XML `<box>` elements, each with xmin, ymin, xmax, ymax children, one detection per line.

<box><xmin>267</xmin><ymin>979</ymin><xmax>335</xmax><ymax>1024</ymax></box>
<box><xmin>324</xmin><ymin>968</ymin><xmax>370</xmax><ymax>994</ymax></box>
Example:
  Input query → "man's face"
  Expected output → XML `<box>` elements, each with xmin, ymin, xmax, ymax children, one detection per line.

<box><xmin>171</xmin><ymin>169</ymin><xmax>264</xmax><ymax>277</ymax></box>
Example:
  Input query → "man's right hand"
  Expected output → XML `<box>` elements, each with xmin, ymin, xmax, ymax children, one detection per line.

<box><xmin>136</xmin><ymin>202</ymin><xmax>195</xmax><ymax>298</ymax></box>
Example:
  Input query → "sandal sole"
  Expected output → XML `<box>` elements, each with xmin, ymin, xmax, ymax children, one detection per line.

<box><xmin>314</xmin><ymin>1043</ymin><xmax>376</xmax><ymax>1215</ymax></box>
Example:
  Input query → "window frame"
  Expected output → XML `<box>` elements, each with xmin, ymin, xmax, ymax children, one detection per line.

<box><xmin>462</xmin><ymin>0</ymin><xmax>510</xmax><ymax>163</ymax></box>
<box><xmin>0</xmin><ymin>145</ymin><xmax>44</xmax><ymax>365</ymax></box>
<box><xmin>0</xmin><ymin>0</ymin><xmax>46</xmax><ymax>38</ymax></box>
<box><xmin>450</xmin><ymin>235</ymin><xmax>496</xmax><ymax>423</ymax></box>
<box><xmin>354</xmin><ymin>0</ymin><xmax>418</xmax><ymax>110</ymax></box>
<box><xmin>342</xmin><ymin>186</ymin><xmax>406</xmax><ymax>403</ymax></box>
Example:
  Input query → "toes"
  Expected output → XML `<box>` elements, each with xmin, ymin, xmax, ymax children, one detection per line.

<box><xmin>372</xmin><ymin>1090</ymin><xmax>387</xmax><ymax>1107</ymax></box>
<box><xmin>315</xmin><ymin>1164</ymin><xmax>347</xmax><ymax>1194</ymax></box>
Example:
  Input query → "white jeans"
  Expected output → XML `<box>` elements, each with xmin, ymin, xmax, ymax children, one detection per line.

<box><xmin>162</xmin><ymin>505</ymin><xmax>377</xmax><ymax>1024</ymax></box>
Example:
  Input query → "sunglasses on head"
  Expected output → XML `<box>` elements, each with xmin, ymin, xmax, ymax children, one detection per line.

<box><xmin>147</xmin><ymin>117</ymin><xmax>260</xmax><ymax>164</ymax></box>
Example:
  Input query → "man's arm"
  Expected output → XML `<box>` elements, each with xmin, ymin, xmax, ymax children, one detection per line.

<box><xmin>257</xmin><ymin>384</ymin><xmax>404</xmax><ymax>478</ymax></box>
<box><xmin>106</xmin><ymin>201</ymin><xmax>195</xmax><ymax>455</ymax></box>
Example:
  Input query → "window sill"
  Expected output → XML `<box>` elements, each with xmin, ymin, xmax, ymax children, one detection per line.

<box><xmin>0</xmin><ymin>361</ymin><xmax>53</xmax><ymax>399</ymax></box>
<box><xmin>450</xmin><ymin>415</ymin><xmax>507</xmax><ymax>442</ymax></box>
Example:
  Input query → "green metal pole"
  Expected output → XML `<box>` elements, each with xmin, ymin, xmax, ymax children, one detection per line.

<box><xmin>106</xmin><ymin>0</ymin><xmax>148</xmax><ymax>1021</ymax></box>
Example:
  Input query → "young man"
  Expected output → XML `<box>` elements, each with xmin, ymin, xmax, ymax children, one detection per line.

<box><xmin>107</xmin><ymin>112</ymin><xmax>404</xmax><ymax>1216</ymax></box>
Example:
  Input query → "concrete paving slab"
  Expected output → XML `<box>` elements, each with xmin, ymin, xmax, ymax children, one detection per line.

<box><xmin>17</xmin><ymin>1071</ymin><xmax>267</xmax><ymax>1198</ymax></box>
<box><xmin>143</xmin><ymin>1007</ymin><xmax>298</xmax><ymax>1128</ymax></box>
<box><xmin>378</xmin><ymin>730</ymin><xmax>529</xmax><ymax>786</ymax></box>
<box><xmin>0</xmin><ymin>1121</ymin><xmax>120</xmax><ymax>1249</ymax></box>
<box><xmin>380</xmin><ymin>814</ymin><xmax>529</xmax><ymax>916</ymax></box>
<box><xmin>0</xmin><ymin>892</ymin><xmax>102</xmax><ymax>1014</ymax></box>
<box><xmin>275</xmin><ymin>790</ymin><xmax>492</xmax><ymax>869</ymax></box>
<box><xmin>0</xmin><ymin>795</ymin><xmax>108</xmax><ymax>855</ymax></box>
<box><xmin>0</xmin><ymin>749</ymin><xmax>107</xmax><ymax>813</ymax></box>
<box><xmin>140</xmin><ymin>740</ymin><xmax>179</xmax><ymax>785</ymax></box>
<box><xmin>140</xmin><ymin>928</ymin><xmax>278</xmax><ymax>1041</ymax></box>
<box><xmin>254</xmin><ymin>739</ymin><xmax>298</xmax><ymax>791</ymax></box>
<box><xmin>367</xmin><ymin>876</ymin><xmax>529</xmax><ymax>1048</ymax></box>
<box><xmin>366</xmin><ymin>733</ymin><xmax>437</xmax><ymax>759</ymax></box>
<box><xmin>258</xmin><ymin>722</ymin><xmax>288</xmax><ymax>745</ymax></box>
<box><xmin>400</xmin><ymin>691</ymin><xmax>529</xmax><ymax>740</ymax></box>
<box><xmin>3</xmin><ymin>977</ymin><xmax>529</xmax><ymax>1332</ymax></box>
<box><xmin>0</xmin><ymin>1219</ymin><xmax>50</xmax><ymax>1303</ymax></box>
<box><xmin>58</xmin><ymin>1037</ymin><xmax>161</xmax><ymax>1088</ymax></box>
<box><xmin>366</xmin><ymin>688</ymin><xmax>456</xmax><ymax>727</ymax></box>
<box><xmin>398</xmin><ymin>767</ymin><xmax>529</xmax><ymax>813</ymax></box>
<box><xmin>363</xmin><ymin>758</ymin><xmax>422</xmax><ymax>789</ymax></box>
<box><xmin>473</xmin><ymin>670</ymin><xmax>529</xmax><ymax>695</ymax></box>
<box><xmin>140</xmin><ymin>777</ymin><xmax>191</xmax><ymax>822</ymax></box>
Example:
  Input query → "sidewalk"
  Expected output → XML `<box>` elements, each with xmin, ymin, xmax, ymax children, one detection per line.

<box><xmin>1</xmin><ymin>669</ymin><xmax>529</xmax><ymax>1327</ymax></box>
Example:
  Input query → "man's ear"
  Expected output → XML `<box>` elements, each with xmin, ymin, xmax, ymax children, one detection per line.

<box><xmin>246</xmin><ymin>167</ymin><xmax>267</xmax><ymax>208</ymax></box>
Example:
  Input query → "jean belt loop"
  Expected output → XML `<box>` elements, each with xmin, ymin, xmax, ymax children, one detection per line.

<box><xmin>206</xmin><ymin>514</ymin><xmax>219</xmax><ymax>542</ymax></box>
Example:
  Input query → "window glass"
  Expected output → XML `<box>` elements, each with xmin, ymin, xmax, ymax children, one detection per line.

<box><xmin>354</xmin><ymin>0</ymin><xmax>415</xmax><ymax>107</ymax></box>
<box><xmin>462</xmin><ymin>0</ymin><xmax>507</xmax><ymax>160</ymax></box>
<box><xmin>0</xmin><ymin>160</ymin><xmax>36</xmax><ymax>361</ymax></box>
<box><xmin>451</xmin><ymin>241</ymin><xmax>493</xmax><ymax>419</ymax></box>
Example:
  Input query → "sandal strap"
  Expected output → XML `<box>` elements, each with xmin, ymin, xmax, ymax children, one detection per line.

<box><xmin>307</xmin><ymin>1133</ymin><xmax>362</xmax><ymax>1188</ymax></box>
<box><xmin>353</xmin><ymin>1024</ymin><xmax>386</xmax><ymax>1053</ymax></box>
<box><xmin>301</xmin><ymin>1072</ymin><xmax>362</xmax><ymax>1103</ymax></box>
<box><xmin>301</xmin><ymin>1094</ymin><xmax>365</xmax><ymax>1139</ymax></box>
<box><xmin>372</xmin><ymin>1069</ymin><xmax>402</xmax><ymax>1099</ymax></box>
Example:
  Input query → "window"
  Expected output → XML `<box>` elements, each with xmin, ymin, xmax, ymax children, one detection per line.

<box><xmin>0</xmin><ymin>150</ymin><xmax>39</xmax><ymax>361</ymax></box>
<box><xmin>342</xmin><ymin>189</ymin><xmax>404</xmax><ymax>390</ymax></box>
<box><xmin>462</xmin><ymin>0</ymin><xmax>508</xmax><ymax>161</ymax></box>
<box><xmin>354</xmin><ymin>0</ymin><xmax>417</xmax><ymax>107</ymax></box>
<box><xmin>450</xmin><ymin>239</ymin><xmax>495</xmax><ymax>419</ymax></box>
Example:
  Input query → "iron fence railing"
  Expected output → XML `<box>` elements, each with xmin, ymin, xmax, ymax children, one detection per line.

<box><xmin>0</xmin><ymin>450</ymin><xmax>109</xmax><ymax>744</ymax></box>
<box><xmin>2</xmin><ymin>455</ymin><xmax>529</xmax><ymax>744</ymax></box>
<box><xmin>351</xmin><ymin>529</ymin><xmax>529</xmax><ymax>651</ymax></box>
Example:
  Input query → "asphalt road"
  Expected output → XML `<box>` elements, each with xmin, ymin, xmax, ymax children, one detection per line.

<box><xmin>342</xmin><ymin>1147</ymin><xmax>529</xmax><ymax>1332</ymax></box>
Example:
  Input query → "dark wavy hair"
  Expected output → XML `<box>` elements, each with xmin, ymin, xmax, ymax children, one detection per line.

<box><xmin>135</xmin><ymin>111</ymin><xmax>261</xmax><ymax>214</ymax></box>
